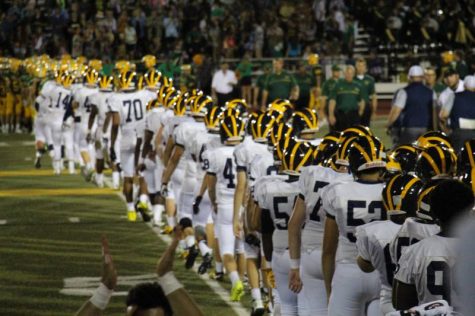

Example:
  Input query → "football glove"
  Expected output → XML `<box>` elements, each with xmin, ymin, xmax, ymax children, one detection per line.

<box><xmin>160</xmin><ymin>183</ymin><xmax>169</xmax><ymax>198</ymax></box>
<box><xmin>193</xmin><ymin>195</ymin><xmax>202</xmax><ymax>214</ymax></box>
<box><xmin>110</xmin><ymin>148</ymin><xmax>117</xmax><ymax>162</ymax></box>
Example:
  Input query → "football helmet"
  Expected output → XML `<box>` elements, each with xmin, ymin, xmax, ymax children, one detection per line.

<box><xmin>172</xmin><ymin>93</ymin><xmax>187</xmax><ymax>116</ymax></box>
<box><xmin>313</xmin><ymin>131</ymin><xmax>341</xmax><ymax>165</ymax></box>
<box><xmin>159</xmin><ymin>75</ymin><xmax>174</xmax><ymax>89</ymax></box>
<box><xmin>204</xmin><ymin>106</ymin><xmax>223</xmax><ymax>134</ymax></box>
<box><xmin>417</xmin><ymin>179</ymin><xmax>444</xmax><ymax>221</ymax></box>
<box><xmin>225</xmin><ymin>99</ymin><xmax>248</xmax><ymax>115</ymax></box>
<box><xmin>414</xmin><ymin>131</ymin><xmax>453</xmax><ymax>151</ymax></box>
<box><xmin>146</xmin><ymin>99</ymin><xmax>160</xmax><ymax>111</ymax></box>
<box><xmin>340</xmin><ymin>125</ymin><xmax>373</xmax><ymax>140</ymax></box>
<box><xmin>457</xmin><ymin>139</ymin><xmax>475</xmax><ymax>175</ymax></box>
<box><xmin>84</xmin><ymin>68</ymin><xmax>98</xmax><ymax>87</ymax></box>
<box><xmin>190</xmin><ymin>95</ymin><xmax>213</xmax><ymax>118</ymax></box>
<box><xmin>382</xmin><ymin>174</ymin><xmax>423</xmax><ymax>216</ymax></box>
<box><xmin>269</xmin><ymin>122</ymin><xmax>294</xmax><ymax>148</ymax></box>
<box><xmin>219</xmin><ymin>114</ymin><xmax>244</xmax><ymax>144</ymax></box>
<box><xmin>291</xmin><ymin>108</ymin><xmax>319</xmax><ymax>139</ymax></box>
<box><xmin>143</xmin><ymin>69</ymin><xmax>162</xmax><ymax>91</ymax></box>
<box><xmin>348</xmin><ymin>135</ymin><xmax>386</xmax><ymax>175</ymax></box>
<box><xmin>98</xmin><ymin>74</ymin><xmax>114</xmax><ymax>92</ymax></box>
<box><xmin>158</xmin><ymin>85</ymin><xmax>175</xmax><ymax>106</ymax></box>
<box><xmin>385</xmin><ymin>154</ymin><xmax>402</xmax><ymax>178</ymax></box>
<box><xmin>329</xmin><ymin>135</ymin><xmax>358</xmax><ymax>169</ymax></box>
<box><xmin>281</xmin><ymin>140</ymin><xmax>313</xmax><ymax>175</ymax></box>
<box><xmin>250</xmin><ymin>112</ymin><xmax>278</xmax><ymax>143</ymax></box>
<box><xmin>268</xmin><ymin>99</ymin><xmax>293</xmax><ymax>122</ymax></box>
<box><xmin>390</xmin><ymin>144</ymin><xmax>418</xmax><ymax>173</ymax></box>
<box><xmin>118</xmin><ymin>71</ymin><xmax>138</xmax><ymax>91</ymax></box>
<box><xmin>142</xmin><ymin>54</ymin><xmax>157</xmax><ymax>69</ymax></box>
<box><xmin>61</xmin><ymin>73</ymin><xmax>75</xmax><ymax>88</ymax></box>
<box><xmin>415</xmin><ymin>145</ymin><xmax>456</xmax><ymax>181</ymax></box>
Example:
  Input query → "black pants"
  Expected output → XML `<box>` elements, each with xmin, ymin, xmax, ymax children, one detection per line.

<box><xmin>334</xmin><ymin>110</ymin><xmax>360</xmax><ymax>132</ymax></box>
<box><xmin>217</xmin><ymin>92</ymin><xmax>234</xmax><ymax>107</ymax></box>
<box><xmin>360</xmin><ymin>103</ymin><xmax>372</xmax><ymax>127</ymax></box>
<box><xmin>295</xmin><ymin>95</ymin><xmax>310</xmax><ymax>110</ymax></box>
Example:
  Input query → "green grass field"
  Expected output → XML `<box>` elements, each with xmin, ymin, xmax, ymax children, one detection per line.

<box><xmin>0</xmin><ymin>121</ymin><xmax>390</xmax><ymax>316</ymax></box>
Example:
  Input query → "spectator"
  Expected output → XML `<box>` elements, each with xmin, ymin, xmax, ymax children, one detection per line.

<box><xmin>266</xmin><ymin>22</ymin><xmax>284</xmax><ymax>57</ymax></box>
<box><xmin>386</xmin><ymin>65</ymin><xmax>436</xmax><ymax>146</ymax></box>
<box><xmin>328</xmin><ymin>65</ymin><xmax>364</xmax><ymax>131</ymax></box>
<box><xmin>211</xmin><ymin>61</ymin><xmax>237</xmax><ymax>106</ymax></box>
<box><xmin>261</xmin><ymin>58</ymin><xmax>299</xmax><ymax>108</ymax></box>
<box><xmin>236</xmin><ymin>52</ymin><xmax>253</xmax><ymax>105</ymax></box>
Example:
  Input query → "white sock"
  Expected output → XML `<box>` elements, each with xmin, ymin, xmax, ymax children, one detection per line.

<box><xmin>185</xmin><ymin>235</ymin><xmax>196</xmax><ymax>248</ymax></box>
<box><xmin>229</xmin><ymin>271</ymin><xmax>240</xmax><ymax>286</ymax></box>
<box><xmin>112</xmin><ymin>171</ymin><xmax>120</xmax><ymax>187</ymax></box>
<box><xmin>127</xmin><ymin>203</ymin><xmax>135</xmax><ymax>212</ymax></box>
<box><xmin>68</xmin><ymin>160</ymin><xmax>75</xmax><ymax>173</ymax></box>
<box><xmin>215</xmin><ymin>262</ymin><xmax>223</xmax><ymax>273</ymax></box>
<box><xmin>167</xmin><ymin>216</ymin><xmax>176</xmax><ymax>227</ymax></box>
<box><xmin>96</xmin><ymin>173</ymin><xmax>104</xmax><ymax>185</ymax></box>
<box><xmin>251</xmin><ymin>288</ymin><xmax>262</xmax><ymax>301</ymax></box>
<box><xmin>198</xmin><ymin>240</ymin><xmax>212</xmax><ymax>256</ymax></box>
<box><xmin>36</xmin><ymin>151</ymin><xmax>42</xmax><ymax>158</ymax></box>
<box><xmin>139</xmin><ymin>194</ymin><xmax>148</xmax><ymax>204</ymax></box>
<box><xmin>86</xmin><ymin>162</ymin><xmax>94</xmax><ymax>170</ymax></box>
<box><xmin>153</xmin><ymin>204</ymin><xmax>164</xmax><ymax>224</ymax></box>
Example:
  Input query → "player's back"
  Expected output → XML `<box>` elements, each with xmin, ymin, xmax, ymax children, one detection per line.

<box><xmin>255</xmin><ymin>175</ymin><xmax>300</xmax><ymax>252</ymax></box>
<box><xmin>395</xmin><ymin>234</ymin><xmax>457</xmax><ymax>306</ymax></box>
<box><xmin>89</xmin><ymin>91</ymin><xmax>112</xmax><ymax>127</ymax></box>
<box><xmin>74</xmin><ymin>85</ymin><xmax>98</xmax><ymax>120</ymax></box>
<box><xmin>208</xmin><ymin>145</ymin><xmax>238</xmax><ymax>207</ymax></box>
<box><xmin>47</xmin><ymin>85</ymin><xmax>72</xmax><ymax>122</ymax></box>
<box><xmin>191</xmin><ymin>131</ymin><xmax>221</xmax><ymax>175</ymax></box>
<box><xmin>108</xmin><ymin>90</ymin><xmax>147</xmax><ymax>129</ymax></box>
<box><xmin>356</xmin><ymin>220</ymin><xmax>401</xmax><ymax>287</ymax></box>
<box><xmin>323</xmin><ymin>179</ymin><xmax>385</xmax><ymax>263</ymax></box>
<box><xmin>234</xmin><ymin>136</ymin><xmax>269</xmax><ymax>172</ymax></box>
<box><xmin>249</xmin><ymin>150</ymin><xmax>278</xmax><ymax>185</ymax></box>
<box><xmin>300</xmin><ymin>166</ymin><xmax>352</xmax><ymax>249</ymax></box>
<box><xmin>389</xmin><ymin>217</ymin><xmax>440</xmax><ymax>265</ymax></box>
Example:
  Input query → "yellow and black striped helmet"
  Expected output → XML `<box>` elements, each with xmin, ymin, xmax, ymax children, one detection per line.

<box><xmin>281</xmin><ymin>140</ymin><xmax>313</xmax><ymax>175</ymax></box>
<box><xmin>190</xmin><ymin>95</ymin><xmax>213</xmax><ymax>118</ymax></box>
<box><xmin>291</xmin><ymin>108</ymin><xmax>319</xmax><ymax>138</ymax></box>
<box><xmin>84</xmin><ymin>68</ymin><xmax>99</xmax><ymax>87</ymax></box>
<box><xmin>457</xmin><ymin>139</ymin><xmax>475</xmax><ymax>176</ymax></box>
<box><xmin>146</xmin><ymin>99</ymin><xmax>160</xmax><ymax>111</ymax></box>
<box><xmin>383</xmin><ymin>174</ymin><xmax>423</xmax><ymax>217</ymax></box>
<box><xmin>417</xmin><ymin>179</ymin><xmax>444</xmax><ymax>221</ymax></box>
<box><xmin>143</xmin><ymin>69</ymin><xmax>162</xmax><ymax>90</ymax></box>
<box><xmin>313</xmin><ymin>131</ymin><xmax>341</xmax><ymax>165</ymax></box>
<box><xmin>268</xmin><ymin>99</ymin><xmax>294</xmax><ymax>122</ymax></box>
<box><xmin>61</xmin><ymin>72</ymin><xmax>75</xmax><ymax>88</ymax></box>
<box><xmin>98</xmin><ymin>74</ymin><xmax>114</xmax><ymax>91</ymax></box>
<box><xmin>158</xmin><ymin>85</ymin><xmax>175</xmax><ymax>106</ymax></box>
<box><xmin>250</xmin><ymin>112</ymin><xmax>278</xmax><ymax>143</ymax></box>
<box><xmin>172</xmin><ymin>92</ymin><xmax>187</xmax><ymax>116</ymax></box>
<box><xmin>204</xmin><ymin>106</ymin><xmax>223</xmax><ymax>133</ymax></box>
<box><xmin>348</xmin><ymin>135</ymin><xmax>386</xmax><ymax>175</ymax></box>
<box><xmin>390</xmin><ymin>144</ymin><xmax>418</xmax><ymax>173</ymax></box>
<box><xmin>415</xmin><ymin>145</ymin><xmax>456</xmax><ymax>181</ymax></box>
<box><xmin>219</xmin><ymin>114</ymin><xmax>244</xmax><ymax>144</ymax></box>
<box><xmin>118</xmin><ymin>71</ymin><xmax>138</xmax><ymax>91</ymax></box>
<box><xmin>414</xmin><ymin>131</ymin><xmax>453</xmax><ymax>151</ymax></box>
<box><xmin>225</xmin><ymin>99</ymin><xmax>248</xmax><ymax>114</ymax></box>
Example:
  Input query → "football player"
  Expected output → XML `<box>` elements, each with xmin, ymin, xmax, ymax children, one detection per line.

<box><xmin>287</xmin><ymin>131</ymin><xmax>351</xmax><ymax>316</ymax></box>
<box><xmin>254</xmin><ymin>139</ymin><xmax>313</xmax><ymax>316</ymax></box>
<box><xmin>393</xmin><ymin>179</ymin><xmax>474</xmax><ymax>309</ymax></box>
<box><xmin>87</xmin><ymin>74</ymin><xmax>114</xmax><ymax>188</ymax></box>
<box><xmin>322</xmin><ymin>134</ymin><xmax>387</xmax><ymax>316</ymax></box>
<box><xmin>72</xmin><ymin>68</ymin><xmax>99</xmax><ymax>181</ymax></box>
<box><xmin>206</xmin><ymin>114</ymin><xmax>245</xmax><ymax>302</ymax></box>
<box><xmin>414</xmin><ymin>145</ymin><xmax>456</xmax><ymax>182</ymax></box>
<box><xmin>355</xmin><ymin>173</ymin><xmax>423</xmax><ymax>314</ymax></box>
<box><xmin>108</xmin><ymin>71</ymin><xmax>149</xmax><ymax>221</ymax></box>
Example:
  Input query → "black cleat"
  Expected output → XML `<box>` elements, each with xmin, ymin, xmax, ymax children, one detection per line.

<box><xmin>185</xmin><ymin>245</ymin><xmax>199</xmax><ymax>269</ymax></box>
<box><xmin>198</xmin><ymin>253</ymin><xmax>213</xmax><ymax>275</ymax></box>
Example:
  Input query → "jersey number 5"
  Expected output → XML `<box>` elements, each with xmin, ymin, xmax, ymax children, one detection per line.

<box><xmin>346</xmin><ymin>200</ymin><xmax>385</xmax><ymax>242</ymax></box>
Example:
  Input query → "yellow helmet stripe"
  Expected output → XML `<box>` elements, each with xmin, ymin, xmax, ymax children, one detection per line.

<box><xmin>326</xmin><ymin>135</ymin><xmax>340</xmax><ymax>143</ymax></box>
<box><xmin>263</xmin><ymin>117</ymin><xmax>275</xmax><ymax>138</ymax></box>
<box><xmin>222</xmin><ymin>120</ymin><xmax>234</xmax><ymax>138</ymax></box>
<box><xmin>471</xmin><ymin>168</ymin><xmax>475</xmax><ymax>194</ymax></box>
<box><xmin>398</xmin><ymin>177</ymin><xmax>420</xmax><ymax>210</ymax></box>
<box><xmin>353</xmin><ymin>142</ymin><xmax>372</xmax><ymax>164</ymax></box>
<box><xmin>386</xmin><ymin>175</ymin><xmax>398</xmax><ymax>210</ymax></box>
<box><xmin>436</xmin><ymin>146</ymin><xmax>446</xmax><ymax>173</ymax></box>
<box><xmin>257</xmin><ymin>114</ymin><xmax>264</xmax><ymax>138</ymax></box>
<box><xmin>289</xmin><ymin>142</ymin><xmax>301</xmax><ymax>170</ymax></box>
<box><xmin>367</xmin><ymin>136</ymin><xmax>377</xmax><ymax>160</ymax></box>
<box><xmin>296</xmin><ymin>112</ymin><xmax>314</xmax><ymax>129</ymax></box>
<box><xmin>421</xmin><ymin>150</ymin><xmax>441</xmax><ymax>175</ymax></box>
<box><xmin>297</xmin><ymin>146</ymin><xmax>313</xmax><ymax>171</ymax></box>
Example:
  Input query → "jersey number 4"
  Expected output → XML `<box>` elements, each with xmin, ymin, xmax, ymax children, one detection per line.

<box><xmin>123</xmin><ymin>99</ymin><xmax>143</xmax><ymax>123</ymax></box>
<box><xmin>309</xmin><ymin>180</ymin><xmax>329</xmax><ymax>222</ymax></box>
<box><xmin>223</xmin><ymin>158</ymin><xmax>235</xmax><ymax>188</ymax></box>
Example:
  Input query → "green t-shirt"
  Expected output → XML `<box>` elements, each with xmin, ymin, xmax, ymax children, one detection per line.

<box><xmin>329</xmin><ymin>79</ymin><xmax>363</xmax><ymax>112</ymax></box>
<box><xmin>321</xmin><ymin>78</ymin><xmax>339</xmax><ymax>97</ymax></box>
<box><xmin>354</xmin><ymin>74</ymin><xmax>375</xmax><ymax>102</ymax></box>
<box><xmin>257</xmin><ymin>74</ymin><xmax>268</xmax><ymax>89</ymax></box>
<box><xmin>237</xmin><ymin>62</ymin><xmax>253</xmax><ymax>78</ymax></box>
<box><xmin>264</xmin><ymin>71</ymin><xmax>298</xmax><ymax>101</ymax></box>
<box><xmin>294</xmin><ymin>73</ymin><xmax>316</xmax><ymax>97</ymax></box>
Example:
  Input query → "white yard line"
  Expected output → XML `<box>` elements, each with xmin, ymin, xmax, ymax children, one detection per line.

<box><xmin>0</xmin><ymin>219</ymin><xmax>7</xmax><ymax>225</ymax></box>
<box><xmin>103</xmin><ymin>177</ymin><xmax>249</xmax><ymax>316</ymax></box>
<box><xmin>68</xmin><ymin>217</ymin><xmax>80</xmax><ymax>223</ymax></box>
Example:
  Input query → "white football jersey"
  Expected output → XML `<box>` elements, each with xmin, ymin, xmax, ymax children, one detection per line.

<box><xmin>394</xmin><ymin>234</ymin><xmax>457</xmax><ymax>306</ymax></box>
<box><xmin>323</xmin><ymin>180</ymin><xmax>386</xmax><ymax>263</ymax></box>
<box><xmin>89</xmin><ymin>90</ymin><xmax>112</xmax><ymax>128</ymax></box>
<box><xmin>174</xmin><ymin>120</ymin><xmax>207</xmax><ymax>180</ymax></box>
<box><xmin>143</xmin><ymin>107</ymin><xmax>166</xmax><ymax>144</ymax></box>
<box><xmin>234</xmin><ymin>136</ymin><xmax>269</xmax><ymax>172</ymax></box>
<box><xmin>356</xmin><ymin>220</ymin><xmax>401</xmax><ymax>288</ymax></box>
<box><xmin>163</xmin><ymin>115</ymin><xmax>193</xmax><ymax>142</ymax></box>
<box><xmin>39</xmin><ymin>80</ymin><xmax>56</xmax><ymax>100</ymax></box>
<box><xmin>254</xmin><ymin>175</ymin><xmax>300</xmax><ymax>253</ymax></box>
<box><xmin>44</xmin><ymin>85</ymin><xmax>72</xmax><ymax>123</ymax></box>
<box><xmin>35</xmin><ymin>94</ymin><xmax>52</xmax><ymax>118</ymax></box>
<box><xmin>73</xmin><ymin>85</ymin><xmax>98</xmax><ymax>120</ymax></box>
<box><xmin>300</xmin><ymin>166</ymin><xmax>352</xmax><ymax>249</ymax></box>
<box><xmin>191</xmin><ymin>131</ymin><xmax>221</xmax><ymax>172</ymax></box>
<box><xmin>207</xmin><ymin>145</ymin><xmax>238</xmax><ymax>209</ymax></box>
<box><xmin>389</xmin><ymin>217</ymin><xmax>440</xmax><ymax>266</ymax></box>
<box><xmin>248</xmin><ymin>150</ymin><xmax>278</xmax><ymax>187</ymax></box>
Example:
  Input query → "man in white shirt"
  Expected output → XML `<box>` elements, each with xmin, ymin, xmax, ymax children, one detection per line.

<box><xmin>211</xmin><ymin>61</ymin><xmax>237</xmax><ymax>107</ymax></box>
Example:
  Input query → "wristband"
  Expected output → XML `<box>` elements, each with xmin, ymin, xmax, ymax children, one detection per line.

<box><xmin>89</xmin><ymin>283</ymin><xmax>113</xmax><ymax>310</ymax></box>
<box><xmin>290</xmin><ymin>259</ymin><xmax>301</xmax><ymax>269</ymax></box>
<box><xmin>157</xmin><ymin>271</ymin><xmax>183</xmax><ymax>295</ymax></box>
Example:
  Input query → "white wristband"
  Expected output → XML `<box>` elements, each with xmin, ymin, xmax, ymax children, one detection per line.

<box><xmin>157</xmin><ymin>271</ymin><xmax>183</xmax><ymax>296</ymax></box>
<box><xmin>290</xmin><ymin>259</ymin><xmax>301</xmax><ymax>269</ymax></box>
<box><xmin>90</xmin><ymin>283</ymin><xmax>113</xmax><ymax>310</ymax></box>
